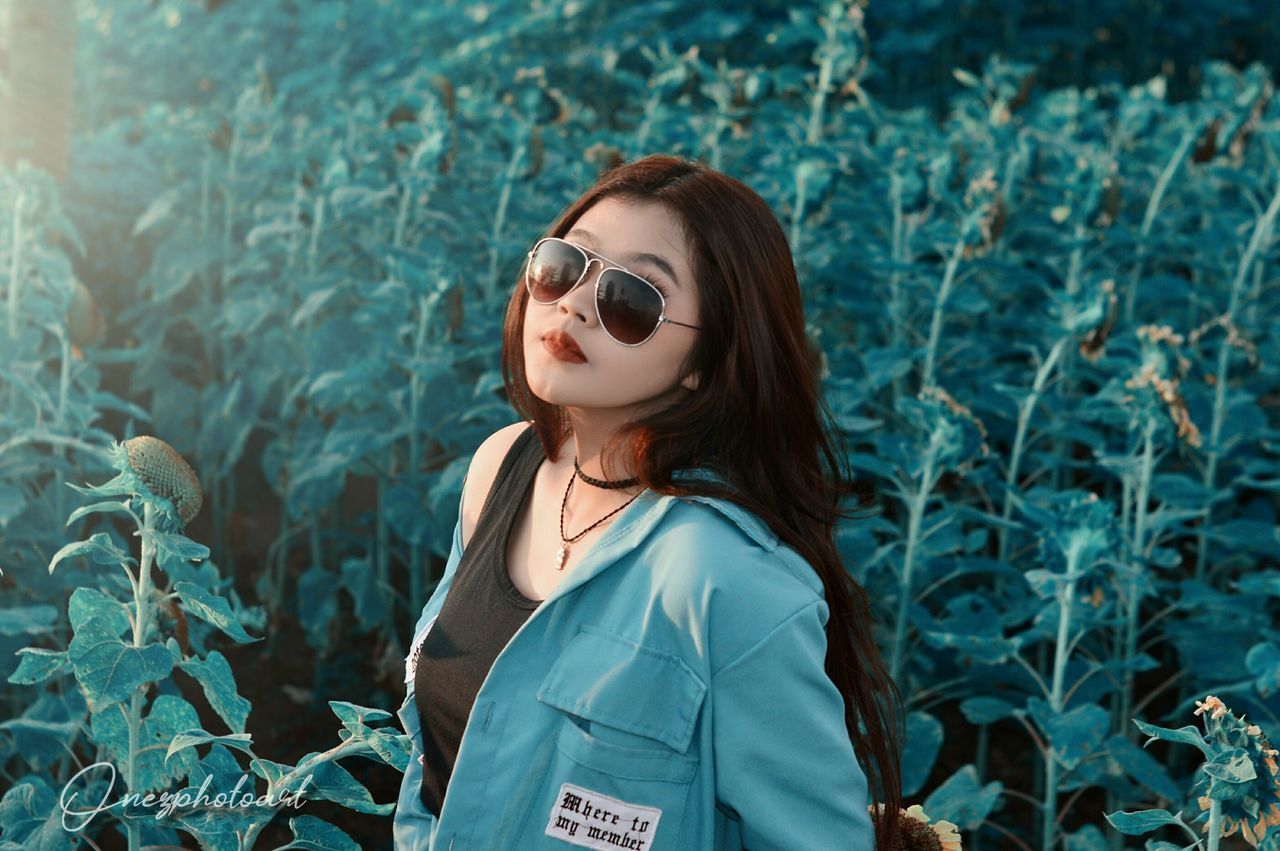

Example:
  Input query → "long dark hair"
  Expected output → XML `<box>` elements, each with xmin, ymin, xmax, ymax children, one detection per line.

<box><xmin>501</xmin><ymin>153</ymin><xmax>904</xmax><ymax>851</ymax></box>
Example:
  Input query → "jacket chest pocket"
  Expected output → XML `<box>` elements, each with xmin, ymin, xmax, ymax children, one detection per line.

<box><xmin>517</xmin><ymin>625</ymin><xmax>706</xmax><ymax>849</ymax></box>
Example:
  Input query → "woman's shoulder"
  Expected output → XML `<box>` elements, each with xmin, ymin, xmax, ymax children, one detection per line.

<box><xmin>649</xmin><ymin>494</ymin><xmax>825</xmax><ymax>606</ymax></box>
<box><xmin>641</xmin><ymin>495</ymin><xmax>827</xmax><ymax>672</ymax></box>
<box><xmin>659</xmin><ymin>478</ymin><xmax>821</xmax><ymax>585</ymax></box>
<box><xmin>460</xmin><ymin>420</ymin><xmax>532</xmax><ymax>549</ymax></box>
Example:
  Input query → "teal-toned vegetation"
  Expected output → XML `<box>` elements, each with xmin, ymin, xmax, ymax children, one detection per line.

<box><xmin>1</xmin><ymin>1</ymin><xmax>1278</xmax><ymax>848</ymax></box>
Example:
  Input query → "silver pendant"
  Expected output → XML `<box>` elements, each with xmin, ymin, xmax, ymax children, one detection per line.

<box><xmin>554</xmin><ymin>542</ymin><xmax>569</xmax><ymax>571</ymax></box>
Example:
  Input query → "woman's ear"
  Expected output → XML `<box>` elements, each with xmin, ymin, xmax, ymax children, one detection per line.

<box><xmin>681</xmin><ymin>370</ymin><xmax>699</xmax><ymax>392</ymax></box>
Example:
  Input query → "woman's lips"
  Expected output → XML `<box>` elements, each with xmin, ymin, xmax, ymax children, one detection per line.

<box><xmin>543</xmin><ymin>334</ymin><xmax>587</xmax><ymax>363</ymax></box>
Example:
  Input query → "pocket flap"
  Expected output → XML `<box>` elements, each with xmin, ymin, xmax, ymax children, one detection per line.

<box><xmin>536</xmin><ymin>625</ymin><xmax>707</xmax><ymax>754</ymax></box>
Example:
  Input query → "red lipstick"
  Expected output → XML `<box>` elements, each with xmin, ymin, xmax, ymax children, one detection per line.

<box><xmin>544</xmin><ymin>330</ymin><xmax>587</xmax><ymax>363</ymax></box>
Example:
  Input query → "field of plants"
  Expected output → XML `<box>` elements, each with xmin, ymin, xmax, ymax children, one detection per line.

<box><xmin>1</xmin><ymin>0</ymin><xmax>1279</xmax><ymax>848</ymax></box>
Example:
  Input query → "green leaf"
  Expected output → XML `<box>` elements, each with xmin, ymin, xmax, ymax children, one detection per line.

<box><xmin>1204</xmin><ymin>747</ymin><xmax>1256</xmax><ymax>783</ymax></box>
<box><xmin>165</xmin><ymin>729</ymin><xmax>255</xmax><ymax>764</ymax></box>
<box><xmin>174</xmin><ymin>582</ymin><xmax>259</xmax><ymax>644</ymax></box>
<box><xmin>0</xmin><ymin>605</ymin><xmax>59</xmax><ymax>637</ymax></box>
<box><xmin>1132</xmin><ymin>719</ymin><xmax>1215</xmax><ymax>760</ymax></box>
<box><xmin>901</xmin><ymin>711</ymin><xmax>943</xmax><ymax>797</ymax></box>
<box><xmin>180</xmin><ymin>651</ymin><xmax>252</xmax><ymax>734</ymax></box>
<box><xmin>89</xmin><ymin>694</ymin><xmax>202</xmax><ymax>792</ymax></box>
<box><xmin>921</xmin><ymin>629</ymin><xmax>1018</xmax><ymax>665</ymax></box>
<box><xmin>328</xmin><ymin>701</ymin><xmax>392</xmax><ymax>731</ymax></box>
<box><xmin>249</xmin><ymin>756</ymin><xmax>293</xmax><ymax>787</ymax></box>
<box><xmin>1245</xmin><ymin>642</ymin><xmax>1280</xmax><ymax>695</ymax></box>
<box><xmin>151</xmin><ymin>531</ymin><xmax>211</xmax><ymax>563</ymax></box>
<box><xmin>48</xmin><ymin>533</ymin><xmax>133</xmax><ymax>573</ymax></box>
<box><xmin>65</xmin><ymin>500</ymin><xmax>136</xmax><ymax>528</ymax></box>
<box><xmin>0</xmin><ymin>482</ymin><xmax>24</xmax><ymax>527</ymax></box>
<box><xmin>66</xmin><ymin>471</ymin><xmax>136</xmax><ymax>499</ymax></box>
<box><xmin>297</xmin><ymin>565</ymin><xmax>339</xmax><ymax>652</ymax></box>
<box><xmin>923</xmin><ymin>764</ymin><xmax>1003</xmax><ymax>830</ymax></box>
<box><xmin>845</xmin><ymin>451</ymin><xmax>898</xmax><ymax>481</ymax></box>
<box><xmin>0</xmin><ymin>776</ymin><xmax>74</xmax><ymax>849</ymax></box>
<box><xmin>959</xmin><ymin>696</ymin><xmax>1017</xmax><ymax>725</ymax></box>
<box><xmin>277</xmin><ymin>814</ymin><xmax>361</xmax><ymax>851</ymax></box>
<box><xmin>132</xmin><ymin>188</ymin><xmax>181</xmax><ymax>238</ymax></box>
<box><xmin>1103</xmin><ymin>808</ymin><xmax>1184</xmax><ymax>836</ymax></box>
<box><xmin>339</xmin><ymin>556</ymin><xmax>389</xmax><ymax>628</ymax></box>
<box><xmin>67</xmin><ymin>617</ymin><xmax>173</xmax><ymax>710</ymax></box>
<box><xmin>68</xmin><ymin>587</ymin><xmax>131</xmax><ymax>636</ymax></box>
<box><xmin>1045</xmin><ymin>703</ymin><xmax>1110</xmax><ymax>771</ymax></box>
<box><xmin>303</xmin><ymin>759</ymin><xmax>392</xmax><ymax>815</ymax></box>
<box><xmin>0</xmin><ymin>717</ymin><xmax>82</xmax><ymax>745</ymax></box>
<box><xmin>8</xmin><ymin>648</ymin><xmax>68</xmax><ymax>685</ymax></box>
<box><xmin>326</xmin><ymin>701</ymin><xmax>408</xmax><ymax>769</ymax></box>
<box><xmin>292</xmin><ymin>286</ymin><xmax>340</xmax><ymax>328</ymax></box>
<box><xmin>1104</xmin><ymin>736</ymin><xmax>1181</xmax><ymax>801</ymax></box>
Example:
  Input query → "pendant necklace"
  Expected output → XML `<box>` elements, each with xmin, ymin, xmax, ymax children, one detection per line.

<box><xmin>554</xmin><ymin>457</ymin><xmax>643</xmax><ymax>570</ymax></box>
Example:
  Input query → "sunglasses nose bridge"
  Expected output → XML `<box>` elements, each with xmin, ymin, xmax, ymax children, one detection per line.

<box><xmin>560</xmin><ymin>252</ymin><xmax>599</xmax><ymax>291</ymax></box>
<box><xmin>554</xmin><ymin>254</ymin><xmax>603</xmax><ymax>318</ymax></box>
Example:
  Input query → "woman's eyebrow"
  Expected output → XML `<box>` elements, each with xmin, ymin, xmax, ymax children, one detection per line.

<box><xmin>565</xmin><ymin>227</ymin><xmax>682</xmax><ymax>289</ymax></box>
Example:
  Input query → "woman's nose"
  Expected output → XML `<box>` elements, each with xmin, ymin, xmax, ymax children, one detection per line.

<box><xmin>561</xmin><ymin>257</ymin><xmax>604</xmax><ymax>317</ymax></box>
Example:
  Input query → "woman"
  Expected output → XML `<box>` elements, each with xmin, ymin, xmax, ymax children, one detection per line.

<box><xmin>394</xmin><ymin>154</ymin><xmax>904</xmax><ymax>850</ymax></box>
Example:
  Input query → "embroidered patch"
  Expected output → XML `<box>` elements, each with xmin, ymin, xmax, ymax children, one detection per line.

<box><xmin>544</xmin><ymin>782</ymin><xmax>662</xmax><ymax>849</ymax></box>
<box><xmin>403</xmin><ymin>614</ymin><xmax>439</xmax><ymax>685</ymax></box>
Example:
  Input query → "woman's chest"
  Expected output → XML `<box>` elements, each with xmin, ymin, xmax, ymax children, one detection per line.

<box><xmin>505</xmin><ymin>488</ymin><xmax>616</xmax><ymax>602</ymax></box>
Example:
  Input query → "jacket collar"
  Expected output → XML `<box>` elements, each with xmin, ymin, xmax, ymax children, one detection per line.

<box><xmin>533</xmin><ymin>471</ymin><xmax>777</xmax><ymax>612</ymax></box>
<box><xmin>672</xmin><ymin>468</ymin><xmax>779</xmax><ymax>551</ymax></box>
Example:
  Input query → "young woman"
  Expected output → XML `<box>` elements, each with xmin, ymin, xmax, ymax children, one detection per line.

<box><xmin>394</xmin><ymin>154</ymin><xmax>904</xmax><ymax>850</ymax></box>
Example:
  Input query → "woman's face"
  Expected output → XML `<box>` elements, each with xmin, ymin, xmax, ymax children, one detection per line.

<box><xmin>523</xmin><ymin>196</ymin><xmax>701</xmax><ymax>416</ymax></box>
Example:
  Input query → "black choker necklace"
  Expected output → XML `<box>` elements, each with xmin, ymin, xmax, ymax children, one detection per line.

<box><xmin>574</xmin><ymin>456</ymin><xmax>641</xmax><ymax>489</ymax></box>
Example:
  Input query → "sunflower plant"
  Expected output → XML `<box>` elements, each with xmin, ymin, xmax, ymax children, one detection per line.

<box><xmin>4</xmin><ymin>437</ymin><xmax>412</xmax><ymax>851</ymax></box>
<box><xmin>1105</xmin><ymin>694</ymin><xmax>1280</xmax><ymax>849</ymax></box>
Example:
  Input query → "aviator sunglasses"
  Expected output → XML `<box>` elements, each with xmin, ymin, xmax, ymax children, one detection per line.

<box><xmin>524</xmin><ymin>236</ymin><xmax>702</xmax><ymax>346</ymax></box>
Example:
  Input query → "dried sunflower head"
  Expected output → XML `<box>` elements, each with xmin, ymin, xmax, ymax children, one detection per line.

<box><xmin>871</xmin><ymin>802</ymin><xmax>963</xmax><ymax>851</ymax></box>
<box><xmin>109</xmin><ymin>436</ymin><xmax>203</xmax><ymax>528</ymax></box>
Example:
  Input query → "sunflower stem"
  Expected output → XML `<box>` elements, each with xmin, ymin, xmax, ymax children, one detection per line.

<box><xmin>888</xmin><ymin>169</ymin><xmax>919</xmax><ymax>411</ymax></box>
<box><xmin>1207</xmin><ymin>798</ymin><xmax>1222</xmax><ymax>851</ymax></box>
<box><xmin>1042</xmin><ymin>542</ymin><xmax>1082</xmax><ymax>851</ymax></box>
<box><xmin>1119</xmin><ymin>419</ymin><xmax>1155</xmax><ymax>731</ymax></box>
<box><xmin>407</xmin><ymin>292</ymin><xmax>429</xmax><ymax>617</ymax></box>
<box><xmin>1124</xmin><ymin>129</ymin><xmax>1196</xmax><ymax>325</ymax></box>
<box><xmin>124</xmin><ymin>502</ymin><xmax>157</xmax><ymax>851</ymax></box>
<box><xmin>987</xmin><ymin>343</ymin><xmax>1062</xmax><ymax>851</ymax></box>
<box><xmin>6</xmin><ymin>190</ymin><xmax>25</xmax><ymax>341</ymax></box>
<box><xmin>921</xmin><ymin>222</ymin><xmax>971</xmax><ymax>391</ymax></box>
<box><xmin>998</xmin><ymin>336</ymin><xmax>1069</xmax><ymax>567</ymax></box>
<box><xmin>488</xmin><ymin>134</ymin><xmax>526</xmax><ymax>301</ymax></box>
<box><xmin>889</xmin><ymin>428</ymin><xmax>941</xmax><ymax>685</ymax></box>
<box><xmin>1193</xmin><ymin>177</ymin><xmax>1280</xmax><ymax>587</ymax></box>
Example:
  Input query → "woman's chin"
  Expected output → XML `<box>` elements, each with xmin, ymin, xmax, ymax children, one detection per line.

<box><xmin>526</xmin><ymin>374</ymin><xmax>588</xmax><ymax>405</ymax></box>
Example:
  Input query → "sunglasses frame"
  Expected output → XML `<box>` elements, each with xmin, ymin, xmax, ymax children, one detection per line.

<box><xmin>524</xmin><ymin>236</ymin><xmax>701</xmax><ymax>347</ymax></box>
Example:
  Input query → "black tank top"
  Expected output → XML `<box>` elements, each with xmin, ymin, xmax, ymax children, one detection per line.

<box><xmin>413</xmin><ymin>424</ymin><xmax>545</xmax><ymax>815</ymax></box>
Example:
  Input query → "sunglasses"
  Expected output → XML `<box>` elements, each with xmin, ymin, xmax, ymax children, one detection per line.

<box><xmin>524</xmin><ymin>236</ymin><xmax>701</xmax><ymax>346</ymax></box>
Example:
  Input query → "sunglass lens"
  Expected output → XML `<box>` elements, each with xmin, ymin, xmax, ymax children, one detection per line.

<box><xmin>596</xmin><ymin>269</ymin><xmax>663</xmax><ymax>345</ymax></box>
<box><xmin>528</xmin><ymin>240</ymin><xmax>585</xmax><ymax>302</ymax></box>
<box><xmin>527</xmin><ymin>239</ymin><xmax>664</xmax><ymax>345</ymax></box>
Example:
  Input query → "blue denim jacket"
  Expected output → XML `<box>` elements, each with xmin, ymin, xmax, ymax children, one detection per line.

<box><xmin>393</xmin><ymin>469</ymin><xmax>875</xmax><ymax>850</ymax></box>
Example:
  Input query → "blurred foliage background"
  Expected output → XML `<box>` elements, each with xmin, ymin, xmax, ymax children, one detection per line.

<box><xmin>1</xmin><ymin>1</ymin><xmax>1279</xmax><ymax>849</ymax></box>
